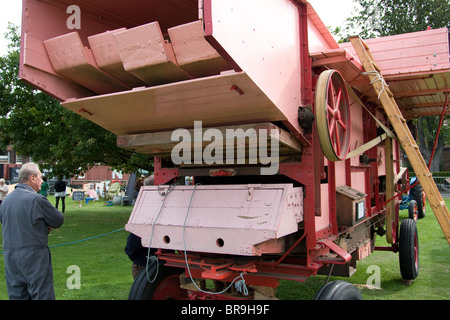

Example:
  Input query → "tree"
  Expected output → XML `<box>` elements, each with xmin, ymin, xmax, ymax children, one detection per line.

<box><xmin>342</xmin><ymin>0</ymin><xmax>450</xmax><ymax>39</ymax></box>
<box><xmin>338</xmin><ymin>0</ymin><xmax>450</xmax><ymax>171</ymax></box>
<box><xmin>0</xmin><ymin>24</ymin><xmax>153</xmax><ymax>178</ymax></box>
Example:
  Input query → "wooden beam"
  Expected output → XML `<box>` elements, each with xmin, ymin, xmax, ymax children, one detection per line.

<box><xmin>168</xmin><ymin>20</ymin><xmax>232</xmax><ymax>77</ymax></box>
<box><xmin>113</xmin><ymin>21</ymin><xmax>193</xmax><ymax>86</ymax></box>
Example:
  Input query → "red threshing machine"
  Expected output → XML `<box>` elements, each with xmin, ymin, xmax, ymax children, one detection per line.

<box><xmin>19</xmin><ymin>0</ymin><xmax>450</xmax><ymax>299</ymax></box>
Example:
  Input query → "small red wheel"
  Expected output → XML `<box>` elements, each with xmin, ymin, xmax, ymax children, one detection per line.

<box><xmin>129</xmin><ymin>262</ymin><xmax>187</xmax><ymax>300</ymax></box>
<box><xmin>315</xmin><ymin>70</ymin><xmax>351</xmax><ymax>161</ymax></box>
<box><xmin>152</xmin><ymin>273</ymin><xmax>186</xmax><ymax>300</ymax></box>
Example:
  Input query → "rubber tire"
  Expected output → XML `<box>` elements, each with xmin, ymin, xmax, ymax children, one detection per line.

<box><xmin>399</xmin><ymin>219</ymin><xmax>419</xmax><ymax>280</ymax></box>
<box><xmin>408</xmin><ymin>199</ymin><xmax>418</xmax><ymax>221</ymax></box>
<box><xmin>410</xmin><ymin>185</ymin><xmax>425</xmax><ymax>219</ymax></box>
<box><xmin>314</xmin><ymin>280</ymin><xmax>363</xmax><ymax>300</ymax></box>
<box><xmin>420</xmin><ymin>192</ymin><xmax>426</xmax><ymax>219</ymax></box>
<box><xmin>128</xmin><ymin>261</ymin><xmax>186</xmax><ymax>300</ymax></box>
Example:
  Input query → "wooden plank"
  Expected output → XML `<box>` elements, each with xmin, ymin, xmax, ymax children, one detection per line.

<box><xmin>168</xmin><ymin>20</ymin><xmax>232</xmax><ymax>77</ymax></box>
<box><xmin>117</xmin><ymin>122</ymin><xmax>302</xmax><ymax>158</ymax></box>
<box><xmin>62</xmin><ymin>72</ymin><xmax>286</xmax><ymax>136</ymax></box>
<box><xmin>44</xmin><ymin>32</ymin><xmax>131</xmax><ymax>94</ymax></box>
<box><xmin>113</xmin><ymin>21</ymin><xmax>193</xmax><ymax>86</ymax></box>
<box><xmin>385</xmin><ymin>137</ymin><xmax>394</xmax><ymax>244</ymax></box>
<box><xmin>88</xmin><ymin>28</ymin><xmax>146</xmax><ymax>88</ymax></box>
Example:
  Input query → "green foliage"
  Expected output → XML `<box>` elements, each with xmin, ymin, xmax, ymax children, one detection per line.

<box><xmin>340</xmin><ymin>0</ymin><xmax>450</xmax><ymax>39</ymax></box>
<box><xmin>0</xmin><ymin>24</ymin><xmax>153</xmax><ymax>177</ymax></box>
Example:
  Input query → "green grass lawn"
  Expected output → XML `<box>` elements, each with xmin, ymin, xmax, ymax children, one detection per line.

<box><xmin>277</xmin><ymin>199</ymin><xmax>450</xmax><ymax>300</ymax></box>
<box><xmin>0</xmin><ymin>196</ymin><xmax>449</xmax><ymax>300</ymax></box>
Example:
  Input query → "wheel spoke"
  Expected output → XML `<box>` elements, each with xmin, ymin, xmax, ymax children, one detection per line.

<box><xmin>335</xmin><ymin>89</ymin><xmax>342</xmax><ymax>111</ymax></box>
<box><xmin>337</xmin><ymin>119</ymin><xmax>347</xmax><ymax>131</ymax></box>
<box><xmin>328</xmin><ymin>82</ymin><xmax>336</xmax><ymax>110</ymax></box>
<box><xmin>329</xmin><ymin>117</ymin><xmax>336</xmax><ymax>137</ymax></box>
<box><xmin>327</xmin><ymin>105</ymin><xmax>334</xmax><ymax>114</ymax></box>
<box><xmin>334</xmin><ymin>126</ymin><xmax>341</xmax><ymax>155</ymax></box>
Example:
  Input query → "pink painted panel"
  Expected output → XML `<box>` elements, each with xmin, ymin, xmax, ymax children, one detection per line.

<box><xmin>126</xmin><ymin>184</ymin><xmax>303</xmax><ymax>256</ymax></box>
<box><xmin>340</xmin><ymin>28</ymin><xmax>450</xmax><ymax>75</ymax></box>
<box><xmin>205</xmin><ymin>0</ymin><xmax>303</xmax><ymax>135</ymax></box>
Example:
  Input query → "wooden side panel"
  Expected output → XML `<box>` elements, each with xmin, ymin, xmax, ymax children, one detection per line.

<box><xmin>44</xmin><ymin>32</ymin><xmax>131</xmax><ymax>94</ymax></box>
<box><xmin>168</xmin><ymin>20</ymin><xmax>232</xmax><ymax>77</ymax></box>
<box><xmin>340</xmin><ymin>28</ymin><xmax>450</xmax><ymax>76</ymax></box>
<box><xmin>113</xmin><ymin>22</ymin><xmax>193</xmax><ymax>85</ymax></box>
<box><xmin>205</xmin><ymin>0</ymin><xmax>303</xmax><ymax>135</ymax></box>
<box><xmin>21</xmin><ymin>32</ymin><xmax>95</xmax><ymax>100</ymax></box>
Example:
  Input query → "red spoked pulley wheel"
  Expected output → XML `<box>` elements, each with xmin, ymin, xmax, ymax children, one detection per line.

<box><xmin>315</xmin><ymin>70</ymin><xmax>351</xmax><ymax>161</ymax></box>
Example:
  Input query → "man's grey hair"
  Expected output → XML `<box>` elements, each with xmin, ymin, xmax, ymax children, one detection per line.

<box><xmin>18</xmin><ymin>163</ymin><xmax>40</xmax><ymax>183</ymax></box>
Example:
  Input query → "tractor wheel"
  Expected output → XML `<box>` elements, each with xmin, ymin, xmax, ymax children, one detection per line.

<box><xmin>315</xmin><ymin>69</ymin><xmax>351</xmax><ymax>161</ymax></box>
<box><xmin>419</xmin><ymin>192</ymin><xmax>426</xmax><ymax>219</ymax></box>
<box><xmin>399</xmin><ymin>219</ymin><xmax>419</xmax><ymax>281</ymax></box>
<box><xmin>408</xmin><ymin>199</ymin><xmax>418</xmax><ymax>221</ymax></box>
<box><xmin>410</xmin><ymin>184</ymin><xmax>425</xmax><ymax>219</ymax></box>
<box><xmin>128</xmin><ymin>261</ymin><xmax>186</xmax><ymax>300</ymax></box>
<box><xmin>314</xmin><ymin>280</ymin><xmax>363</xmax><ymax>300</ymax></box>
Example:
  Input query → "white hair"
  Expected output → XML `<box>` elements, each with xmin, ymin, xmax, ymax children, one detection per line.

<box><xmin>18</xmin><ymin>163</ymin><xmax>40</xmax><ymax>183</ymax></box>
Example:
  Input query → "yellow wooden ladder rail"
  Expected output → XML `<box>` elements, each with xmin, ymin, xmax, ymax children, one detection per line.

<box><xmin>349</xmin><ymin>36</ymin><xmax>450</xmax><ymax>246</ymax></box>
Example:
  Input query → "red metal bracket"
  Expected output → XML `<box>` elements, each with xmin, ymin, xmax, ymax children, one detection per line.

<box><xmin>154</xmin><ymin>157</ymin><xmax>179</xmax><ymax>185</ymax></box>
<box><xmin>315</xmin><ymin>239</ymin><xmax>352</xmax><ymax>265</ymax></box>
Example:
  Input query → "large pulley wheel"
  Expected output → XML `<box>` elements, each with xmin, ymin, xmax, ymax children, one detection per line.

<box><xmin>315</xmin><ymin>70</ymin><xmax>351</xmax><ymax>161</ymax></box>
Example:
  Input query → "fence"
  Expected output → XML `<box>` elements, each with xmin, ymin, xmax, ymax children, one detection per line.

<box><xmin>433</xmin><ymin>177</ymin><xmax>450</xmax><ymax>198</ymax></box>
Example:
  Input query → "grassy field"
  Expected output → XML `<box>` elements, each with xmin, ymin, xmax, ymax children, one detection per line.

<box><xmin>0</xmin><ymin>196</ymin><xmax>449</xmax><ymax>300</ymax></box>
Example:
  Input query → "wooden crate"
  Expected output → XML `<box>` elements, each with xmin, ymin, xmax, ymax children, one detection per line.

<box><xmin>336</xmin><ymin>186</ymin><xmax>366</xmax><ymax>227</ymax></box>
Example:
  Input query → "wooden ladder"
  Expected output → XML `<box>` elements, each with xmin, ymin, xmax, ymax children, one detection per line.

<box><xmin>349</xmin><ymin>36</ymin><xmax>450</xmax><ymax>245</ymax></box>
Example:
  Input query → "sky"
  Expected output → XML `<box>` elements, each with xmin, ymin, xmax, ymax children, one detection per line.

<box><xmin>0</xmin><ymin>0</ymin><xmax>356</xmax><ymax>56</ymax></box>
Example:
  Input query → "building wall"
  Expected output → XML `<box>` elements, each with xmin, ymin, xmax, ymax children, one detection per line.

<box><xmin>71</xmin><ymin>165</ymin><xmax>130</xmax><ymax>184</ymax></box>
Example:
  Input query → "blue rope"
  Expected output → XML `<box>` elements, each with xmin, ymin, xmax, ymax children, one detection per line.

<box><xmin>0</xmin><ymin>227</ymin><xmax>125</xmax><ymax>254</ymax></box>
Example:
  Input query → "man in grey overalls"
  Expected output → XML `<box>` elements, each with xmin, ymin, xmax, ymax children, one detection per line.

<box><xmin>0</xmin><ymin>163</ymin><xmax>64</xmax><ymax>300</ymax></box>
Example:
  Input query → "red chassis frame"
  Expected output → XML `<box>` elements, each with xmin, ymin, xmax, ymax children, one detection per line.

<box><xmin>150</xmin><ymin>115</ymin><xmax>398</xmax><ymax>296</ymax></box>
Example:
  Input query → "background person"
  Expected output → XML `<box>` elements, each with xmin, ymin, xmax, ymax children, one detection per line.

<box><xmin>54</xmin><ymin>176</ymin><xmax>67</xmax><ymax>213</ymax></box>
<box><xmin>0</xmin><ymin>162</ymin><xmax>64</xmax><ymax>300</ymax></box>
<box><xmin>0</xmin><ymin>178</ymin><xmax>8</xmax><ymax>204</ymax></box>
<box><xmin>39</xmin><ymin>176</ymin><xmax>49</xmax><ymax>197</ymax></box>
<box><xmin>125</xmin><ymin>174</ymin><xmax>155</xmax><ymax>278</ymax></box>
